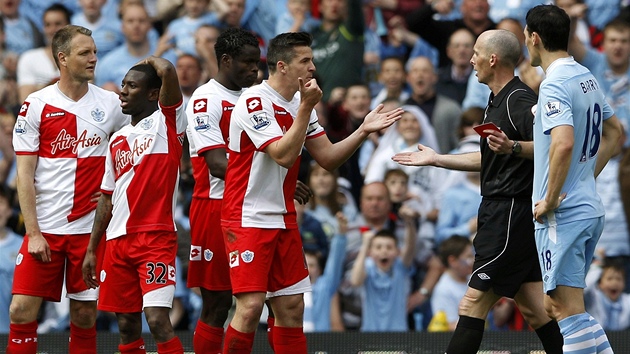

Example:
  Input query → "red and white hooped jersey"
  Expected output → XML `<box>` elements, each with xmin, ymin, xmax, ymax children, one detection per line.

<box><xmin>222</xmin><ymin>81</ymin><xmax>325</xmax><ymax>229</ymax></box>
<box><xmin>186</xmin><ymin>79</ymin><xmax>244</xmax><ymax>200</ymax></box>
<box><xmin>102</xmin><ymin>100</ymin><xmax>186</xmax><ymax>240</ymax></box>
<box><xmin>12</xmin><ymin>83</ymin><xmax>129</xmax><ymax>234</ymax></box>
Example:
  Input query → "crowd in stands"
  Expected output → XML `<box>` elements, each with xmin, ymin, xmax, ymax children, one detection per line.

<box><xmin>1</xmin><ymin>0</ymin><xmax>630</xmax><ymax>335</ymax></box>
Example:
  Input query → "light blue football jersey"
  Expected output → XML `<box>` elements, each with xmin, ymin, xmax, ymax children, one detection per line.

<box><xmin>533</xmin><ymin>57</ymin><xmax>614</xmax><ymax>229</ymax></box>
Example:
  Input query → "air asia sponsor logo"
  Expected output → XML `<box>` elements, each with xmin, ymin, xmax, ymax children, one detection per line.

<box><xmin>246</xmin><ymin>97</ymin><xmax>262</xmax><ymax>113</ymax></box>
<box><xmin>50</xmin><ymin>129</ymin><xmax>102</xmax><ymax>155</ymax></box>
<box><xmin>114</xmin><ymin>137</ymin><xmax>153</xmax><ymax>173</ymax></box>
<box><xmin>193</xmin><ymin>99</ymin><xmax>207</xmax><ymax>113</ymax></box>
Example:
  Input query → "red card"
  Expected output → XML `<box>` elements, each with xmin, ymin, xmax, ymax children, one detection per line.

<box><xmin>474</xmin><ymin>122</ymin><xmax>501</xmax><ymax>138</ymax></box>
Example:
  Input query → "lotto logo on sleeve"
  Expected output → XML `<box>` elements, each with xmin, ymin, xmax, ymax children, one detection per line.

<box><xmin>18</xmin><ymin>102</ymin><xmax>30</xmax><ymax>117</ymax></box>
<box><xmin>229</xmin><ymin>250</ymin><xmax>240</xmax><ymax>268</ymax></box>
<box><xmin>246</xmin><ymin>97</ymin><xmax>262</xmax><ymax>113</ymax></box>
<box><xmin>193</xmin><ymin>99</ymin><xmax>207</xmax><ymax>114</ymax></box>
<box><xmin>190</xmin><ymin>245</ymin><xmax>201</xmax><ymax>261</ymax></box>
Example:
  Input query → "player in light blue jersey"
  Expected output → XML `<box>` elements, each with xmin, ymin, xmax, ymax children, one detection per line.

<box><xmin>525</xmin><ymin>5</ymin><xmax>623</xmax><ymax>354</ymax></box>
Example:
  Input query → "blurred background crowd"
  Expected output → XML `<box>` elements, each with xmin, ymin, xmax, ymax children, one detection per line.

<box><xmin>0</xmin><ymin>0</ymin><xmax>629</xmax><ymax>335</ymax></box>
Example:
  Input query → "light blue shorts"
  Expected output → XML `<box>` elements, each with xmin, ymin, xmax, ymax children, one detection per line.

<box><xmin>534</xmin><ymin>216</ymin><xmax>604</xmax><ymax>293</ymax></box>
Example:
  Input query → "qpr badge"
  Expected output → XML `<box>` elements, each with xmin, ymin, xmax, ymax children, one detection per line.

<box><xmin>91</xmin><ymin>108</ymin><xmax>105</xmax><ymax>122</ymax></box>
<box><xmin>250</xmin><ymin>112</ymin><xmax>270</xmax><ymax>130</ymax></box>
<box><xmin>204</xmin><ymin>249</ymin><xmax>213</xmax><ymax>261</ymax></box>
<box><xmin>140</xmin><ymin>118</ymin><xmax>153</xmax><ymax>130</ymax></box>
<box><xmin>241</xmin><ymin>250</ymin><xmax>254</xmax><ymax>263</ymax></box>
<box><xmin>194</xmin><ymin>114</ymin><xmax>210</xmax><ymax>131</ymax></box>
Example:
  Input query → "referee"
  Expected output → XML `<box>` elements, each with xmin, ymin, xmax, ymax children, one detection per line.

<box><xmin>393</xmin><ymin>29</ymin><xmax>563</xmax><ymax>354</ymax></box>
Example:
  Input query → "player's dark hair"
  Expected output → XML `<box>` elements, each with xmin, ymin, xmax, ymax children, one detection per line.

<box><xmin>267</xmin><ymin>32</ymin><xmax>312</xmax><ymax>74</ymax></box>
<box><xmin>438</xmin><ymin>235</ymin><xmax>471</xmax><ymax>267</ymax></box>
<box><xmin>44</xmin><ymin>3</ymin><xmax>73</xmax><ymax>24</ymax></box>
<box><xmin>129</xmin><ymin>63</ymin><xmax>162</xmax><ymax>90</ymax></box>
<box><xmin>525</xmin><ymin>5</ymin><xmax>570</xmax><ymax>52</ymax></box>
<box><xmin>51</xmin><ymin>25</ymin><xmax>92</xmax><ymax>69</ymax></box>
<box><xmin>214</xmin><ymin>27</ymin><xmax>260</xmax><ymax>69</ymax></box>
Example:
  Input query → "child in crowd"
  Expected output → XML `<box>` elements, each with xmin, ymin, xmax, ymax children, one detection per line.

<box><xmin>303</xmin><ymin>211</ymin><xmax>348</xmax><ymax>332</ymax></box>
<box><xmin>275</xmin><ymin>0</ymin><xmax>320</xmax><ymax>35</ymax></box>
<box><xmin>430</xmin><ymin>235</ymin><xmax>473</xmax><ymax>331</ymax></box>
<box><xmin>350</xmin><ymin>208</ymin><xmax>417</xmax><ymax>332</ymax></box>
<box><xmin>585</xmin><ymin>259</ymin><xmax>630</xmax><ymax>330</ymax></box>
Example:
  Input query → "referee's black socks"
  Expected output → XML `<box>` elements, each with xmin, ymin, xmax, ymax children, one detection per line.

<box><xmin>445</xmin><ymin>315</ymin><xmax>485</xmax><ymax>354</ymax></box>
<box><xmin>534</xmin><ymin>320</ymin><xmax>564</xmax><ymax>354</ymax></box>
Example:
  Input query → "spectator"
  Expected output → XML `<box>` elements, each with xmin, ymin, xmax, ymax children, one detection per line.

<box><xmin>594</xmin><ymin>125</ymin><xmax>630</xmax><ymax>292</ymax></box>
<box><xmin>302</xmin><ymin>210</ymin><xmax>347</xmax><ymax>332</ymax></box>
<box><xmin>307</xmin><ymin>161</ymin><xmax>358</xmax><ymax>240</ymax></box>
<box><xmin>405</xmin><ymin>56</ymin><xmax>462</xmax><ymax>154</ymax></box>
<box><xmin>311</xmin><ymin>0</ymin><xmax>365</xmax><ymax>102</ymax></box>
<box><xmin>568</xmin><ymin>17</ymin><xmax>630</xmax><ymax>145</ymax></box>
<box><xmin>18</xmin><ymin>0</ymin><xmax>80</xmax><ymax>31</ymax></box>
<box><xmin>1</xmin><ymin>0</ymin><xmax>44</xmax><ymax>56</ymax></box>
<box><xmin>0</xmin><ymin>186</ymin><xmax>21</xmax><ymax>334</ymax></box>
<box><xmin>487</xmin><ymin>0</ymin><xmax>540</xmax><ymax>26</ymax></box>
<box><xmin>0</xmin><ymin>112</ymin><xmax>15</xmax><ymax>189</ymax></box>
<box><xmin>437</xmin><ymin>28</ymin><xmax>475</xmax><ymax>105</ymax></box>
<box><xmin>371</xmin><ymin>56</ymin><xmax>410</xmax><ymax>109</ymax></box>
<box><xmin>159</xmin><ymin>0</ymin><xmax>219</xmax><ymax>64</ymax></box>
<box><xmin>95</xmin><ymin>3</ymin><xmax>156</xmax><ymax>93</ymax></box>
<box><xmin>585</xmin><ymin>258</ymin><xmax>630</xmax><ymax>330</ymax></box>
<box><xmin>556</xmin><ymin>0</ymin><xmax>591</xmax><ymax>48</ymax></box>
<box><xmin>175</xmin><ymin>53</ymin><xmax>203</xmax><ymax>108</ymax></box>
<box><xmin>406</xmin><ymin>0</ymin><xmax>496</xmax><ymax>68</ymax></box>
<box><xmin>431</xmin><ymin>235</ymin><xmax>473</xmax><ymax>330</ymax></box>
<box><xmin>17</xmin><ymin>4</ymin><xmax>71</xmax><ymax>103</ymax></box>
<box><xmin>194</xmin><ymin>24</ymin><xmax>220</xmax><ymax>81</ymax></box>
<box><xmin>71</xmin><ymin>0</ymin><xmax>125</xmax><ymax>59</ymax></box>
<box><xmin>275</xmin><ymin>0</ymin><xmax>321</xmax><ymax>35</ymax></box>
<box><xmin>435</xmin><ymin>168</ymin><xmax>481</xmax><ymax>245</ymax></box>
<box><xmin>350</xmin><ymin>218</ymin><xmax>417</xmax><ymax>331</ymax></box>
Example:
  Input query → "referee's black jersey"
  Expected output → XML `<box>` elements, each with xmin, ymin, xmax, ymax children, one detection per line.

<box><xmin>480</xmin><ymin>77</ymin><xmax>537</xmax><ymax>199</ymax></box>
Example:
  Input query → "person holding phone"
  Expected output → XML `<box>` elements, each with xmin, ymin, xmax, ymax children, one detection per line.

<box><xmin>393</xmin><ymin>29</ymin><xmax>563</xmax><ymax>354</ymax></box>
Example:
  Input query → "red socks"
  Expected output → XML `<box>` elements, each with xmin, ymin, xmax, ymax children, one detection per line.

<box><xmin>223</xmin><ymin>324</ymin><xmax>255</xmax><ymax>354</ymax></box>
<box><xmin>69</xmin><ymin>322</ymin><xmax>96</xmax><ymax>354</ymax></box>
<box><xmin>266</xmin><ymin>317</ymin><xmax>275</xmax><ymax>351</ymax></box>
<box><xmin>6</xmin><ymin>321</ymin><xmax>38</xmax><ymax>354</ymax></box>
<box><xmin>118</xmin><ymin>338</ymin><xmax>146</xmax><ymax>354</ymax></box>
<box><xmin>156</xmin><ymin>336</ymin><xmax>183</xmax><ymax>354</ymax></box>
<box><xmin>193</xmin><ymin>320</ymin><xmax>223</xmax><ymax>353</ymax></box>
<box><xmin>273</xmin><ymin>326</ymin><xmax>306</xmax><ymax>354</ymax></box>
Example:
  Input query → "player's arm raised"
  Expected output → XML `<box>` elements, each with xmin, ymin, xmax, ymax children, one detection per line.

<box><xmin>82</xmin><ymin>193</ymin><xmax>113</xmax><ymax>289</ymax></box>
<box><xmin>144</xmin><ymin>56</ymin><xmax>182</xmax><ymax>107</ymax></box>
<box><xmin>265</xmin><ymin>77</ymin><xmax>321</xmax><ymax>169</ymax></box>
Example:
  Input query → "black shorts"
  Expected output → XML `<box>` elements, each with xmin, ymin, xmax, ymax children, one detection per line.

<box><xmin>469</xmin><ymin>198</ymin><xmax>541</xmax><ymax>298</ymax></box>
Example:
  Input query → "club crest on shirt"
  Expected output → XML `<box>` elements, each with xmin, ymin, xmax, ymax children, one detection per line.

<box><xmin>193</xmin><ymin>98</ymin><xmax>207</xmax><ymax>113</ymax></box>
<box><xmin>193</xmin><ymin>114</ymin><xmax>210</xmax><ymax>131</ymax></box>
<box><xmin>100</xmin><ymin>270</ymin><xmax>107</xmax><ymax>283</ymax></box>
<box><xmin>190</xmin><ymin>245</ymin><xmax>201</xmax><ymax>261</ymax></box>
<box><xmin>18</xmin><ymin>102</ymin><xmax>29</xmax><ymax>117</ymax></box>
<box><xmin>246</xmin><ymin>97</ymin><xmax>262</xmax><ymax>113</ymax></box>
<box><xmin>140</xmin><ymin>118</ymin><xmax>154</xmax><ymax>130</ymax></box>
<box><xmin>250</xmin><ymin>112</ymin><xmax>270</xmax><ymax>130</ymax></box>
<box><xmin>204</xmin><ymin>249</ymin><xmax>213</xmax><ymax>261</ymax></box>
<box><xmin>544</xmin><ymin>100</ymin><xmax>561</xmax><ymax>117</ymax></box>
<box><xmin>15</xmin><ymin>253</ymin><xmax>23</xmax><ymax>265</ymax></box>
<box><xmin>241</xmin><ymin>250</ymin><xmax>254</xmax><ymax>263</ymax></box>
<box><xmin>91</xmin><ymin>108</ymin><xmax>105</xmax><ymax>122</ymax></box>
<box><xmin>14</xmin><ymin>119</ymin><xmax>27</xmax><ymax>135</ymax></box>
<box><xmin>229</xmin><ymin>250</ymin><xmax>240</xmax><ymax>268</ymax></box>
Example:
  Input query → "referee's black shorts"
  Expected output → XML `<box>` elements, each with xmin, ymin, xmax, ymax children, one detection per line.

<box><xmin>468</xmin><ymin>198</ymin><xmax>541</xmax><ymax>298</ymax></box>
